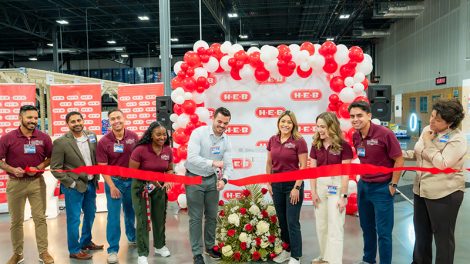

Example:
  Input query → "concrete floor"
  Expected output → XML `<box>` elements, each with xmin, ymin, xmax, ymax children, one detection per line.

<box><xmin>1</xmin><ymin>160</ymin><xmax>470</xmax><ymax>263</ymax></box>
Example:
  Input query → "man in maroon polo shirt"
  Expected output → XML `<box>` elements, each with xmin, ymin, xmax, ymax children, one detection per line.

<box><xmin>348</xmin><ymin>101</ymin><xmax>404</xmax><ymax>264</ymax></box>
<box><xmin>96</xmin><ymin>109</ymin><xmax>138</xmax><ymax>263</ymax></box>
<box><xmin>0</xmin><ymin>105</ymin><xmax>54</xmax><ymax>264</ymax></box>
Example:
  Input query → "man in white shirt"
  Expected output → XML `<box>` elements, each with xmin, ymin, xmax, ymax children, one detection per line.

<box><xmin>185</xmin><ymin>107</ymin><xmax>234</xmax><ymax>264</ymax></box>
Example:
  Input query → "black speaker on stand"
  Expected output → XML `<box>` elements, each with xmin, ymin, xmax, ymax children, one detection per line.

<box><xmin>367</xmin><ymin>85</ymin><xmax>392</xmax><ymax>121</ymax></box>
<box><xmin>156</xmin><ymin>96</ymin><xmax>173</xmax><ymax>132</ymax></box>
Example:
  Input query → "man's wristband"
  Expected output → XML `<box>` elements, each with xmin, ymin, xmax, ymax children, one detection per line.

<box><xmin>220</xmin><ymin>178</ymin><xmax>228</xmax><ymax>184</ymax></box>
<box><xmin>389</xmin><ymin>182</ymin><xmax>398</xmax><ymax>188</ymax></box>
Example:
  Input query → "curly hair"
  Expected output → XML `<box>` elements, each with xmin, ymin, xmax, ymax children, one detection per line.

<box><xmin>432</xmin><ymin>99</ymin><xmax>465</xmax><ymax>129</ymax></box>
<box><xmin>135</xmin><ymin>121</ymin><xmax>170</xmax><ymax>148</ymax></box>
<box><xmin>276</xmin><ymin>110</ymin><xmax>303</xmax><ymax>140</ymax></box>
<box><xmin>312</xmin><ymin>112</ymin><xmax>344</xmax><ymax>152</ymax></box>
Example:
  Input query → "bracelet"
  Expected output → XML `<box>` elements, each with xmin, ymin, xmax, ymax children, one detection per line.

<box><xmin>220</xmin><ymin>178</ymin><xmax>228</xmax><ymax>184</ymax></box>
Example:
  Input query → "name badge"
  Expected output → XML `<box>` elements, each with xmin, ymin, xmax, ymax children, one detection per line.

<box><xmin>87</xmin><ymin>134</ymin><xmax>97</xmax><ymax>143</ymax></box>
<box><xmin>439</xmin><ymin>134</ymin><xmax>449</xmax><ymax>143</ymax></box>
<box><xmin>327</xmin><ymin>185</ymin><xmax>338</xmax><ymax>195</ymax></box>
<box><xmin>357</xmin><ymin>147</ymin><xmax>366</xmax><ymax>157</ymax></box>
<box><xmin>210</xmin><ymin>146</ymin><xmax>221</xmax><ymax>155</ymax></box>
<box><xmin>114</xmin><ymin>143</ymin><xmax>124</xmax><ymax>153</ymax></box>
<box><xmin>24</xmin><ymin>144</ymin><xmax>36</xmax><ymax>154</ymax></box>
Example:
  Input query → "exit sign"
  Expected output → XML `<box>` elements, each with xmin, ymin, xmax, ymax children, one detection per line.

<box><xmin>435</xmin><ymin>76</ymin><xmax>447</xmax><ymax>85</ymax></box>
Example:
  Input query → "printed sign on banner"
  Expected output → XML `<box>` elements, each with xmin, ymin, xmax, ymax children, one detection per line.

<box><xmin>49</xmin><ymin>84</ymin><xmax>102</xmax><ymax>136</ymax></box>
<box><xmin>0</xmin><ymin>83</ymin><xmax>36</xmax><ymax>207</ymax></box>
<box><xmin>118</xmin><ymin>83</ymin><xmax>164</xmax><ymax>136</ymax></box>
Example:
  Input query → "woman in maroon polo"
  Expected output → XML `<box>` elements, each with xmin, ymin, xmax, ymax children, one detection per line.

<box><xmin>266</xmin><ymin>110</ymin><xmax>308</xmax><ymax>264</ymax></box>
<box><xmin>310</xmin><ymin>112</ymin><xmax>353</xmax><ymax>264</ymax></box>
<box><xmin>129</xmin><ymin>122</ymin><xmax>174</xmax><ymax>264</ymax></box>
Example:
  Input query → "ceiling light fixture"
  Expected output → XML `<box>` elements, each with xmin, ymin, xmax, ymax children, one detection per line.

<box><xmin>56</xmin><ymin>19</ymin><xmax>69</xmax><ymax>25</ymax></box>
<box><xmin>138</xmin><ymin>16</ymin><xmax>149</xmax><ymax>21</ymax></box>
<box><xmin>115</xmin><ymin>47</ymin><xmax>124</xmax><ymax>51</ymax></box>
<box><xmin>228</xmin><ymin>13</ymin><xmax>238</xmax><ymax>18</ymax></box>
<box><xmin>107</xmin><ymin>40</ymin><xmax>117</xmax><ymax>44</ymax></box>
<box><xmin>326</xmin><ymin>37</ymin><xmax>334</xmax><ymax>41</ymax></box>
<box><xmin>171</xmin><ymin>38</ymin><xmax>179</xmax><ymax>42</ymax></box>
<box><xmin>339</xmin><ymin>14</ymin><xmax>350</xmax><ymax>19</ymax></box>
<box><xmin>47</xmin><ymin>43</ymin><xmax>53</xmax><ymax>47</ymax></box>
<box><xmin>239</xmin><ymin>34</ymin><xmax>248</xmax><ymax>39</ymax></box>
<box><xmin>28</xmin><ymin>57</ymin><xmax>38</xmax><ymax>61</ymax></box>
<box><xmin>121</xmin><ymin>54</ymin><xmax>129</xmax><ymax>58</ymax></box>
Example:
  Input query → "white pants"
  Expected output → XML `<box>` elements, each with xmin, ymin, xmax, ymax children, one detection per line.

<box><xmin>314</xmin><ymin>177</ymin><xmax>345</xmax><ymax>264</ymax></box>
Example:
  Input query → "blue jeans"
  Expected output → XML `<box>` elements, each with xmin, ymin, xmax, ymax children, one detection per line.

<box><xmin>105</xmin><ymin>178</ymin><xmax>136</xmax><ymax>253</ymax></box>
<box><xmin>61</xmin><ymin>182</ymin><xmax>97</xmax><ymax>254</ymax></box>
<box><xmin>271</xmin><ymin>181</ymin><xmax>304</xmax><ymax>258</ymax></box>
<box><xmin>357</xmin><ymin>180</ymin><xmax>394</xmax><ymax>264</ymax></box>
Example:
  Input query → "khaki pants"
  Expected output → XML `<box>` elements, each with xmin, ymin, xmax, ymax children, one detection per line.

<box><xmin>314</xmin><ymin>177</ymin><xmax>345</xmax><ymax>264</ymax></box>
<box><xmin>7</xmin><ymin>176</ymin><xmax>48</xmax><ymax>254</ymax></box>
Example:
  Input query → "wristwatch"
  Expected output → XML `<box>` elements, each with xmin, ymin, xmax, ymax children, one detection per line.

<box><xmin>341</xmin><ymin>193</ymin><xmax>348</xmax><ymax>198</ymax></box>
<box><xmin>389</xmin><ymin>182</ymin><xmax>398</xmax><ymax>188</ymax></box>
<box><xmin>294</xmin><ymin>185</ymin><xmax>301</xmax><ymax>190</ymax></box>
<box><xmin>220</xmin><ymin>178</ymin><xmax>228</xmax><ymax>184</ymax></box>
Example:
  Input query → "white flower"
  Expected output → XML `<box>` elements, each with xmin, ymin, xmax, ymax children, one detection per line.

<box><xmin>256</xmin><ymin>220</ymin><xmax>270</xmax><ymax>235</ymax></box>
<box><xmin>261</xmin><ymin>240</ymin><xmax>270</xmax><ymax>248</ymax></box>
<box><xmin>222</xmin><ymin>245</ymin><xmax>233</xmax><ymax>257</ymax></box>
<box><xmin>266</xmin><ymin>205</ymin><xmax>276</xmax><ymax>216</ymax></box>
<box><xmin>228</xmin><ymin>213</ymin><xmax>240</xmax><ymax>227</ymax></box>
<box><xmin>239</xmin><ymin>232</ymin><xmax>248</xmax><ymax>242</ymax></box>
<box><xmin>274</xmin><ymin>244</ymin><xmax>283</xmax><ymax>254</ymax></box>
<box><xmin>249</xmin><ymin>205</ymin><xmax>260</xmax><ymax>215</ymax></box>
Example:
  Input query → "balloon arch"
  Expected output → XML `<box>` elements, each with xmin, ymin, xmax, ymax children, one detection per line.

<box><xmin>166</xmin><ymin>40</ymin><xmax>373</xmax><ymax>212</ymax></box>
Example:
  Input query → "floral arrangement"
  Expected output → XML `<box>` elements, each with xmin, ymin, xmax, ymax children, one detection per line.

<box><xmin>215</xmin><ymin>185</ymin><xmax>286</xmax><ymax>262</ymax></box>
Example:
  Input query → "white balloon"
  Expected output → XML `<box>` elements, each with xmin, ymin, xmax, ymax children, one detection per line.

<box><xmin>348</xmin><ymin>180</ymin><xmax>357</xmax><ymax>194</ymax></box>
<box><xmin>191</xmin><ymin>92</ymin><xmax>206</xmax><ymax>104</ymax></box>
<box><xmin>293</xmin><ymin>50</ymin><xmax>309</xmax><ymax>64</ymax></box>
<box><xmin>260</xmin><ymin>50</ymin><xmax>273</xmax><ymax>63</ymax></box>
<box><xmin>313</xmin><ymin>44</ymin><xmax>321</xmax><ymax>53</ymax></box>
<box><xmin>288</xmin><ymin>44</ymin><xmax>300</xmax><ymax>53</ymax></box>
<box><xmin>177</xmin><ymin>113</ymin><xmax>190</xmax><ymax>127</ymax></box>
<box><xmin>173</xmin><ymin>61</ymin><xmax>183</xmax><ymax>73</ymax></box>
<box><xmin>247</xmin><ymin>47</ymin><xmax>260</xmax><ymax>54</ymax></box>
<box><xmin>174</xmin><ymin>87</ymin><xmax>185</xmax><ymax>96</ymax></box>
<box><xmin>203</xmin><ymin>57</ymin><xmax>219</xmax><ymax>73</ymax></box>
<box><xmin>357</xmin><ymin>61</ymin><xmax>373</xmax><ymax>75</ymax></box>
<box><xmin>169</xmin><ymin>113</ymin><xmax>178</xmax><ymax>122</ymax></box>
<box><xmin>371</xmin><ymin>118</ymin><xmax>381</xmax><ymax>125</ymax></box>
<box><xmin>193</xmin><ymin>67</ymin><xmax>208</xmax><ymax>79</ymax></box>
<box><xmin>172</xmin><ymin>123</ymin><xmax>179</xmax><ymax>130</ymax></box>
<box><xmin>268</xmin><ymin>46</ymin><xmax>279</xmax><ymax>59</ymax></box>
<box><xmin>339</xmin><ymin>87</ymin><xmax>356</xmax><ymax>103</ymax></box>
<box><xmin>175</xmin><ymin>163</ymin><xmax>186</xmax><ymax>175</ymax></box>
<box><xmin>309</xmin><ymin>54</ymin><xmax>325</xmax><ymax>70</ymax></box>
<box><xmin>193</xmin><ymin>40</ymin><xmax>209</xmax><ymax>52</ymax></box>
<box><xmin>174</xmin><ymin>95</ymin><xmax>185</xmax><ymax>105</ymax></box>
<box><xmin>334</xmin><ymin>44</ymin><xmax>349</xmax><ymax>66</ymax></box>
<box><xmin>177</xmin><ymin>194</ymin><xmax>187</xmax><ymax>209</ymax></box>
<box><xmin>339</xmin><ymin>118</ymin><xmax>352</xmax><ymax>130</ymax></box>
<box><xmin>353</xmin><ymin>83</ymin><xmax>365</xmax><ymax>94</ymax></box>
<box><xmin>184</xmin><ymin>92</ymin><xmax>193</xmax><ymax>100</ymax></box>
<box><xmin>220</xmin><ymin>41</ymin><xmax>232</xmax><ymax>54</ymax></box>
<box><xmin>195</xmin><ymin>107</ymin><xmax>210</xmax><ymax>123</ymax></box>
<box><xmin>363</xmin><ymin>54</ymin><xmax>372</xmax><ymax>63</ymax></box>
<box><xmin>299</xmin><ymin>62</ymin><xmax>310</xmax><ymax>71</ymax></box>
<box><xmin>239</xmin><ymin>64</ymin><xmax>254</xmax><ymax>81</ymax></box>
<box><xmin>170</xmin><ymin>91</ymin><xmax>179</xmax><ymax>102</ymax></box>
<box><xmin>353</xmin><ymin>72</ymin><xmax>366</xmax><ymax>83</ymax></box>
<box><xmin>231</xmin><ymin>44</ymin><xmax>244</xmax><ymax>53</ymax></box>
<box><xmin>219</xmin><ymin>55</ymin><xmax>231</xmax><ymax>71</ymax></box>
<box><xmin>344</xmin><ymin>77</ymin><xmax>355</xmax><ymax>87</ymax></box>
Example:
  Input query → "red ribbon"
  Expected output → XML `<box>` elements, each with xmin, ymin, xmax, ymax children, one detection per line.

<box><xmin>26</xmin><ymin>164</ymin><xmax>460</xmax><ymax>186</ymax></box>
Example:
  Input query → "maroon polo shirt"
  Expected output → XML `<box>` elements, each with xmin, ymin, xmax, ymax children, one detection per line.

<box><xmin>130</xmin><ymin>144</ymin><xmax>173</xmax><ymax>176</ymax></box>
<box><xmin>267</xmin><ymin>135</ymin><xmax>308</xmax><ymax>172</ymax></box>
<box><xmin>0</xmin><ymin>128</ymin><xmax>53</xmax><ymax>178</ymax></box>
<box><xmin>352</xmin><ymin>122</ymin><xmax>402</xmax><ymax>182</ymax></box>
<box><xmin>96</xmin><ymin>129</ymin><xmax>139</xmax><ymax>167</ymax></box>
<box><xmin>310</xmin><ymin>141</ymin><xmax>353</xmax><ymax>166</ymax></box>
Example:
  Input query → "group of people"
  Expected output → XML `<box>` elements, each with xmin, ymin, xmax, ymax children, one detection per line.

<box><xmin>0</xmin><ymin>98</ymin><xmax>466</xmax><ymax>264</ymax></box>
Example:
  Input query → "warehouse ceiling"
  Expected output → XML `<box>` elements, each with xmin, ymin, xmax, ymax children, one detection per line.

<box><xmin>0</xmin><ymin>0</ymin><xmax>424</xmax><ymax>64</ymax></box>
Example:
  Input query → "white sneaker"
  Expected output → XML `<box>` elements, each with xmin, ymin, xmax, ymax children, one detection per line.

<box><xmin>154</xmin><ymin>246</ymin><xmax>171</xmax><ymax>257</ymax></box>
<box><xmin>288</xmin><ymin>257</ymin><xmax>301</xmax><ymax>264</ymax></box>
<box><xmin>311</xmin><ymin>257</ymin><xmax>327</xmax><ymax>264</ymax></box>
<box><xmin>107</xmin><ymin>253</ymin><xmax>118</xmax><ymax>264</ymax></box>
<box><xmin>137</xmin><ymin>256</ymin><xmax>148</xmax><ymax>264</ymax></box>
<box><xmin>273</xmin><ymin>250</ymin><xmax>291</xmax><ymax>263</ymax></box>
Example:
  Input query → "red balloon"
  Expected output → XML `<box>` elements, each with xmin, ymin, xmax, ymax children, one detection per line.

<box><xmin>196</xmin><ymin>76</ymin><xmax>207</xmax><ymax>86</ymax></box>
<box><xmin>189</xmin><ymin>114</ymin><xmax>199</xmax><ymax>124</ymax></box>
<box><xmin>277</xmin><ymin>59</ymin><xmax>287</xmax><ymax>69</ymax></box>
<box><xmin>349</xmin><ymin>46</ymin><xmax>364</xmax><ymax>63</ymax></box>
<box><xmin>171</xmin><ymin>77</ymin><xmax>183</xmax><ymax>89</ymax></box>
<box><xmin>200</xmin><ymin>54</ymin><xmax>210</xmax><ymax>63</ymax></box>
<box><xmin>230</xmin><ymin>69</ymin><xmax>241</xmax><ymax>80</ymax></box>
<box><xmin>235</xmin><ymin>60</ymin><xmax>244</xmax><ymax>69</ymax></box>
<box><xmin>254</xmin><ymin>67</ymin><xmax>270</xmax><ymax>82</ymax></box>
<box><xmin>340</xmin><ymin>64</ymin><xmax>355</xmax><ymax>78</ymax></box>
<box><xmin>323</xmin><ymin>60</ymin><xmax>338</xmax><ymax>74</ymax></box>
<box><xmin>173</xmin><ymin>104</ymin><xmax>183</xmax><ymax>115</ymax></box>
<box><xmin>177</xmin><ymin>70</ymin><xmax>186</xmax><ymax>78</ymax></box>
<box><xmin>361</xmin><ymin>78</ymin><xmax>369</xmax><ymax>90</ymax></box>
<box><xmin>196</xmin><ymin>47</ymin><xmax>206</xmax><ymax>55</ymax></box>
<box><xmin>329</xmin><ymin>76</ymin><xmax>345</xmax><ymax>93</ymax></box>
<box><xmin>173</xmin><ymin>128</ymin><xmax>189</xmax><ymax>145</ymax></box>
<box><xmin>296</xmin><ymin>66</ymin><xmax>312</xmax><ymax>78</ymax></box>
<box><xmin>195</xmin><ymin>86</ymin><xmax>205</xmax><ymax>93</ymax></box>
<box><xmin>182</xmin><ymin>100</ymin><xmax>196</xmax><ymax>115</ymax></box>
<box><xmin>183</xmin><ymin>51</ymin><xmax>201</xmax><ymax>67</ymax></box>
<box><xmin>248</xmin><ymin>52</ymin><xmax>262</xmax><ymax>68</ymax></box>
<box><xmin>329</xmin><ymin>94</ymin><xmax>340</xmax><ymax>104</ymax></box>
<box><xmin>279</xmin><ymin>52</ymin><xmax>292</xmax><ymax>62</ymax></box>
<box><xmin>180</xmin><ymin>63</ymin><xmax>189</xmax><ymax>71</ymax></box>
<box><xmin>338</xmin><ymin>103</ymin><xmax>350</xmax><ymax>119</ymax></box>
<box><xmin>167</xmin><ymin>188</ymin><xmax>179</xmax><ymax>202</ymax></box>
<box><xmin>182</xmin><ymin>77</ymin><xmax>196</xmax><ymax>92</ymax></box>
<box><xmin>354</xmin><ymin>96</ymin><xmax>369</xmax><ymax>103</ymax></box>
<box><xmin>234</xmin><ymin>50</ymin><xmax>248</xmax><ymax>63</ymax></box>
<box><xmin>228</xmin><ymin>58</ymin><xmax>237</xmax><ymax>67</ymax></box>
<box><xmin>319</xmin><ymin>41</ymin><xmax>337</xmax><ymax>56</ymax></box>
<box><xmin>287</xmin><ymin>61</ymin><xmax>296</xmax><ymax>70</ymax></box>
<box><xmin>277</xmin><ymin>44</ymin><xmax>290</xmax><ymax>54</ymax></box>
<box><xmin>328</xmin><ymin>102</ymin><xmax>339</xmax><ymax>111</ymax></box>
<box><xmin>210</xmin><ymin>43</ymin><xmax>223</xmax><ymax>59</ymax></box>
<box><xmin>279</xmin><ymin>66</ymin><xmax>294</xmax><ymax>77</ymax></box>
<box><xmin>185</xmin><ymin>68</ymin><xmax>195</xmax><ymax>77</ymax></box>
<box><xmin>300</xmin><ymin>42</ymin><xmax>315</xmax><ymax>55</ymax></box>
<box><xmin>177</xmin><ymin>145</ymin><xmax>188</xmax><ymax>160</ymax></box>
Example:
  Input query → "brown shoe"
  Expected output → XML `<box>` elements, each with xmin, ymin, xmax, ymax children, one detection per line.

<box><xmin>70</xmin><ymin>251</ymin><xmax>93</xmax><ymax>260</ymax></box>
<box><xmin>39</xmin><ymin>251</ymin><xmax>55</xmax><ymax>264</ymax></box>
<box><xmin>7</xmin><ymin>253</ymin><xmax>24</xmax><ymax>264</ymax></box>
<box><xmin>82</xmin><ymin>242</ymin><xmax>104</xmax><ymax>250</ymax></box>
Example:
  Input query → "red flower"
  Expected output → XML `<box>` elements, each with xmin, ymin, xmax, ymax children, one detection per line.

<box><xmin>218</xmin><ymin>242</ymin><xmax>224</xmax><ymax>248</ymax></box>
<box><xmin>239</xmin><ymin>207</ymin><xmax>247</xmax><ymax>215</ymax></box>
<box><xmin>218</xmin><ymin>200</ymin><xmax>224</xmax><ymax>206</ymax></box>
<box><xmin>269</xmin><ymin>252</ymin><xmax>277</xmax><ymax>259</ymax></box>
<box><xmin>268</xmin><ymin>235</ymin><xmax>276</xmax><ymax>243</ymax></box>
<box><xmin>270</xmin><ymin>215</ymin><xmax>278</xmax><ymax>224</ymax></box>
<box><xmin>252</xmin><ymin>251</ymin><xmax>261</xmax><ymax>261</ymax></box>
<box><xmin>255</xmin><ymin>237</ymin><xmax>261</xmax><ymax>246</ymax></box>
<box><xmin>227</xmin><ymin>229</ymin><xmax>236</xmax><ymax>237</ymax></box>
<box><xmin>213</xmin><ymin>245</ymin><xmax>219</xmax><ymax>252</ymax></box>
<box><xmin>261</xmin><ymin>210</ymin><xmax>269</xmax><ymax>218</ymax></box>
<box><xmin>242</xmin><ymin>189</ymin><xmax>251</xmax><ymax>197</ymax></box>
<box><xmin>219</xmin><ymin>210</ymin><xmax>225</xmax><ymax>217</ymax></box>
<box><xmin>282</xmin><ymin>242</ymin><xmax>289</xmax><ymax>250</ymax></box>
<box><xmin>261</xmin><ymin>187</ymin><xmax>268</xmax><ymax>194</ymax></box>
<box><xmin>244</xmin><ymin>223</ymin><xmax>253</xmax><ymax>232</ymax></box>
<box><xmin>240</xmin><ymin>242</ymin><xmax>247</xmax><ymax>250</ymax></box>
<box><xmin>233</xmin><ymin>252</ymin><xmax>241</xmax><ymax>261</ymax></box>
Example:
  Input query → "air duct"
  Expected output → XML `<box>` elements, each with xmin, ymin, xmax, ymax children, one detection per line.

<box><xmin>0</xmin><ymin>47</ymin><xmax>126</xmax><ymax>56</ymax></box>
